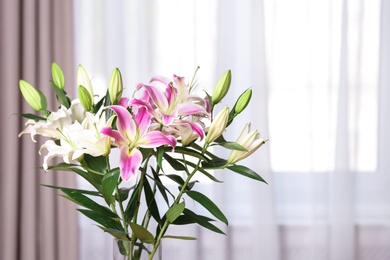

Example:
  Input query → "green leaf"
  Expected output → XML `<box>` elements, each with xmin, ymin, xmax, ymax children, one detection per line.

<box><xmin>115</xmin><ymin>187</ymin><xmax>131</xmax><ymax>202</ymax></box>
<box><xmin>217</xmin><ymin>142</ymin><xmax>248</xmax><ymax>151</ymax></box>
<box><xmin>129</xmin><ymin>222</ymin><xmax>155</xmax><ymax>244</ymax></box>
<box><xmin>102</xmin><ymin>168</ymin><xmax>120</xmax><ymax>205</ymax></box>
<box><xmin>166</xmin><ymin>201</ymin><xmax>185</xmax><ymax>223</ymax></box>
<box><xmin>51</xmin><ymin>62</ymin><xmax>65</xmax><ymax>90</ymax></box>
<box><xmin>186</xmin><ymin>190</ymin><xmax>228</xmax><ymax>225</ymax></box>
<box><xmin>163</xmin><ymin>153</ymin><xmax>186</xmax><ymax>171</ymax></box>
<box><xmin>61</xmin><ymin>189</ymin><xmax>118</xmax><ymax>219</ymax></box>
<box><xmin>172</xmin><ymin>213</ymin><xmax>215</xmax><ymax>225</ymax></box>
<box><xmin>98</xmin><ymin>226</ymin><xmax>129</xmax><ymax>240</ymax></box>
<box><xmin>186</xmin><ymin>181</ymin><xmax>198</xmax><ymax>190</ymax></box>
<box><xmin>48</xmin><ymin>163</ymin><xmax>103</xmax><ymax>192</ymax></box>
<box><xmin>227</xmin><ymin>165</ymin><xmax>268</xmax><ymax>183</ymax></box>
<box><xmin>162</xmin><ymin>235</ymin><xmax>197</xmax><ymax>240</ymax></box>
<box><xmin>124</xmin><ymin>183</ymin><xmax>142</xmax><ymax>222</ymax></box>
<box><xmin>201</xmin><ymin>158</ymin><xmax>228</xmax><ymax>169</ymax></box>
<box><xmin>165</xmin><ymin>146</ymin><xmax>209</xmax><ymax>161</ymax></box>
<box><xmin>156</xmin><ymin>147</ymin><xmax>164</xmax><ymax>170</ymax></box>
<box><xmin>143</xmin><ymin>177</ymin><xmax>161</xmax><ymax>224</ymax></box>
<box><xmin>21</xmin><ymin>113</ymin><xmax>46</xmax><ymax>121</ymax></box>
<box><xmin>176</xmin><ymin>159</ymin><xmax>223</xmax><ymax>183</ymax></box>
<box><xmin>183</xmin><ymin>209</ymin><xmax>225</xmax><ymax>235</ymax></box>
<box><xmin>50</xmin><ymin>81</ymin><xmax>70</xmax><ymax>108</ymax></box>
<box><xmin>104</xmin><ymin>89</ymin><xmax>114</xmax><ymax>121</ymax></box>
<box><xmin>42</xmin><ymin>184</ymin><xmax>101</xmax><ymax>197</ymax></box>
<box><xmin>165</xmin><ymin>174</ymin><xmax>185</xmax><ymax>186</ymax></box>
<box><xmin>82</xmin><ymin>154</ymin><xmax>108</xmax><ymax>174</ymax></box>
<box><xmin>150</xmin><ymin>167</ymin><xmax>171</xmax><ymax>205</ymax></box>
<box><xmin>78</xmin><ymin>209</ymin><xmax>124</xmax><ymax>231</ymax></box>
<box><xmin>93</xmin><ymin>95</ymin><xmax>106</xmax><ymax>114</ymax></box>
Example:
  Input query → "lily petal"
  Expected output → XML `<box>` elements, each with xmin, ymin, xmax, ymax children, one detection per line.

<box><xmin>107</xmin><ymin>105</ymin><xmax>136</xmax><ymax>141</ymax></box>
<box><xmin>177</xmin><ymin>103</ymin><xmax>209</xmax><ymax>118</ymax></box>
<box><xmin>150</xmin><ymin>75</ymin><xmax>171</xmax><ymax>85</ymax></box>
<box><xmin>120</xmin><ymin>147</ymin><xmax>142</xmax><ymax>181</ymax></box>
<box><xmin>142</xmin><ymin>85</ymin><xmax>169</xmax><ymax>110</ymax></box>
<box><xmin>133</xmin><ymin>107</ymin><xmax>151</xmax><ymax>136</ymax></box>
<box><xmin>138</xmin><ymin>131</ymin><xmax>176</xmax><ymax>148</ymax></box>
<box><xmin>101</xmin><ymin>127</ymin><xmax>126</xmax><ymax>146</ymax></box>
<box><xmin>173</xmin><ymin>75</ymin><xmax>188</xmax><ymax>102</ymax></box>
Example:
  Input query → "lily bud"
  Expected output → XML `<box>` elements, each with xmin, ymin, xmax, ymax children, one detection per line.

<box><xmin>77</xmin><ymin>65</ymin><xmax>93</xmax><ymax>100</ymax></box>
<box><xmin>234</xmin><ymin>89</ymin><xmax>252</xmax><ymax>115</ymax></box>
<box><xmin>212</xmin><ymin>70</ymin><xmax>231</xmax><ymax>105</ymax></box>
<box><xmin>19</xmin><ymin>80</ymin><xmax>47</xmax><ymax>113</ymax></box>
<box><xmin>205</xmin><ymin>107</ymin><xmax>229</xmax><ymax>144</ymax></box>
<box><xmin>78</xmin><ymin>85</ymin><xmax>93</xmax><ymax>112</ymax></box>
<box><xmin>227</xmin><ymin>123</ymin><xmax>266</xmax><ymax>164</ymax></box>
<box><xmin>108</xmin><ymin>68</ymin><xmax>123</xmax><ymax>104</ymax></box>
<box><xmin>51</xmin><ymin>62</ymin><xmax>65</xmax><ymax>90</ymax></box>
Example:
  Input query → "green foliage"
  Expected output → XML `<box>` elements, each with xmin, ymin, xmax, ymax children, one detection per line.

<box><xmin>166</xmin><ymin>201</ymin><xmax>185</xmax><ymax>223</ymax></box>
<box><xmin>102</xmin><ymin>168</ymin><xmax>120</xmax><ymax>205</ymax></box>
<box><xmin>227</xmin><ymin>164</ymin><xmax>268</xmax><ymax>184</ymax></box>
<box><xmin>186</xmin><ymin>190</ymin><xmax>228</xmax><ymax>225</ymax></box>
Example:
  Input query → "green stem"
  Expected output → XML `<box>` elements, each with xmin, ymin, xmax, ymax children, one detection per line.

<box><xmin>149</xmin><ymin>146</ymin><xmax>208</xmax><ymax>259</ymax></box>
<box><xmin>128</xmin><ymin>155</ymin><xmax>152</xmax><ymax>258</ymax></box>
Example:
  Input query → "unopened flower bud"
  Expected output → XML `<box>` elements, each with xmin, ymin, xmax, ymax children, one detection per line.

<box><xmin>19</xmin><ymin>80</ymin><xmax>47</xmax><ymax>113</ymax></box>
<box><xmin>51</xmin><ymin>62</ymin><xmax>65</xmax><ymax>90</ymax></box>
<box><xmin>212</xmin><ymin>70</ymin><xmax>231</xmax><ymax>105</ymax></box>
<box><xmin>78</xmin><ymin>85</ymin><xmax>93</xmax><ymax>111</ymax></box>
<box><xmin>205</xmin><ymin>107</ymin><xmax>229</xmax><ymax>144</ymax></box>
<box><xmin>108</xmin><ymin>68</ymin><xmax>123</xmax><ymax>104</ymax></box>
<box><xmin>234</xmin><ymin>89</ymin><xmax>252</xmax><ymax>115</ymax></box>
<box><xmin>77</xmin><ymin>65</ymin><xmax>93</xmax><ymax>100</ymax></box>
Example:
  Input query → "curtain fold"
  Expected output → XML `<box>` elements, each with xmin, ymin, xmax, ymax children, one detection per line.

<box><xmin>0</xmin><ymin>1</ymin><xmax>78</xmax><ymax>260</ymax></box>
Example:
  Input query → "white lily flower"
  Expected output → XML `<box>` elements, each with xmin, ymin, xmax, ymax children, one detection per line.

<box><xmin>39</xmin><ymin>111</ymin><xmax>112</xmax><ymax>169</ymax></box>
<box><xmin>19</xmin><ymin>100</ymin><xmax>87</xmax><ymax>142</ymax></box>
<box><xmin>227</xmin><ymin>123</ymin><xmax>266</xmax><ymax>164</ymax></box>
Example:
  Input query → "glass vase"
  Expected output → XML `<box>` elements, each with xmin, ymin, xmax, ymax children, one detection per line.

<box><xmin>113</xmin><ymin>238</ymin><xmax>162</xmax><ymax>260</ymax></box>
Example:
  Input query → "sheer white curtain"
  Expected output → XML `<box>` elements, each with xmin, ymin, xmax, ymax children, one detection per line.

<box><xmin>73</xmin><ymin>0</ymin><xmax>390</xmax><ymax>259</ymax></box>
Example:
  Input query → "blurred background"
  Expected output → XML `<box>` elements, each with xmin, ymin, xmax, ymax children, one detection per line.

<box><xmin>1</xmin><ymin>0</ymin><xmax>390</xmax><ymax>259</ymax></box>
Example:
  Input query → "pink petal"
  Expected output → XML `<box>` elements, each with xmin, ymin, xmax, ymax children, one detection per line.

<box><xmin>173</xmin><ymin>75</ymin><xmax>188</xmax><ymax>101</ymax></box>
<box><xmin>129</xmin><ymin>98</ymin><xmax>155</xmax><ymax>115</ymax></box>
<box><xmin>162</xmin><ymin>114</ymin><xmax>175</xmax><ymax>126</ymax></box>
<box><xmin>187</xmin><ymin>122</ymin><xmax>205</xmax><ymax>140</ymax></box>
<box><xmin>107</xmin><ymin>105</ymin><xmax>136</xmax><ymax>140</ymax></box>
<box><xmin>143</xmin><ymin>85</ymin><xmax>168</xmax><ymax>110</ymax></box>
<box><xmin>177</xmin><ymin>103</ymin><xmax>210</xmax><ymax>118</ymax></box>
<box><xmin>138</xmin><ymin>131</ymin><xmax>177</xmax><ymax>148</ymax></box>
<box><xmin>120</xmin><ymin>147</ymin><xmax>142</xmax><ymax>181</ymax></box>
<box><xmin>119</xmin><ymin>97</ymin><xmax>130</xmax><ymax>107</ymax></box>
<box><xmin>101</xmin><ymin>127</ymin><xmax>126</xmax><ymax>146</ymax></box>
<box><xmin>133</xmin><ymin>107</ymin><xmax>151</xmax><ymax>136</ymax></box>
<box><xmin>164</xmin><ymin>84</ymin><xmax>177</xmax><ymax>105</ymax></box>
<box><xmin>150</xmin><ymin>75</ymin><xmax>171</xmax><ymax>85</ymax></box>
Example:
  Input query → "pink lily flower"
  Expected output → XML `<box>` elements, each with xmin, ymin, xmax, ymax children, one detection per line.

<box><xmin>101</xmin><ymin>105</ymin><xmax>176</xmax><ymax>181</ymax></box>
<box><xmin>131</xmin><ymin>77</ymin><xmax>210</xmax><ymax>126</ymax></box>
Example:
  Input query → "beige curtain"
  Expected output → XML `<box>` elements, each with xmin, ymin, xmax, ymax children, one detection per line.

<box><xmin>0</xmin><ymin>1</ymin><xmax>78</xmax><ymax>260</ymax></box>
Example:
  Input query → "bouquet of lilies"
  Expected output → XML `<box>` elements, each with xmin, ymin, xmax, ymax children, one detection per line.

<box><xmin>18</xmin><ymin>63</ymin><xmax>267</xmax><ymax>260</ymax></box>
